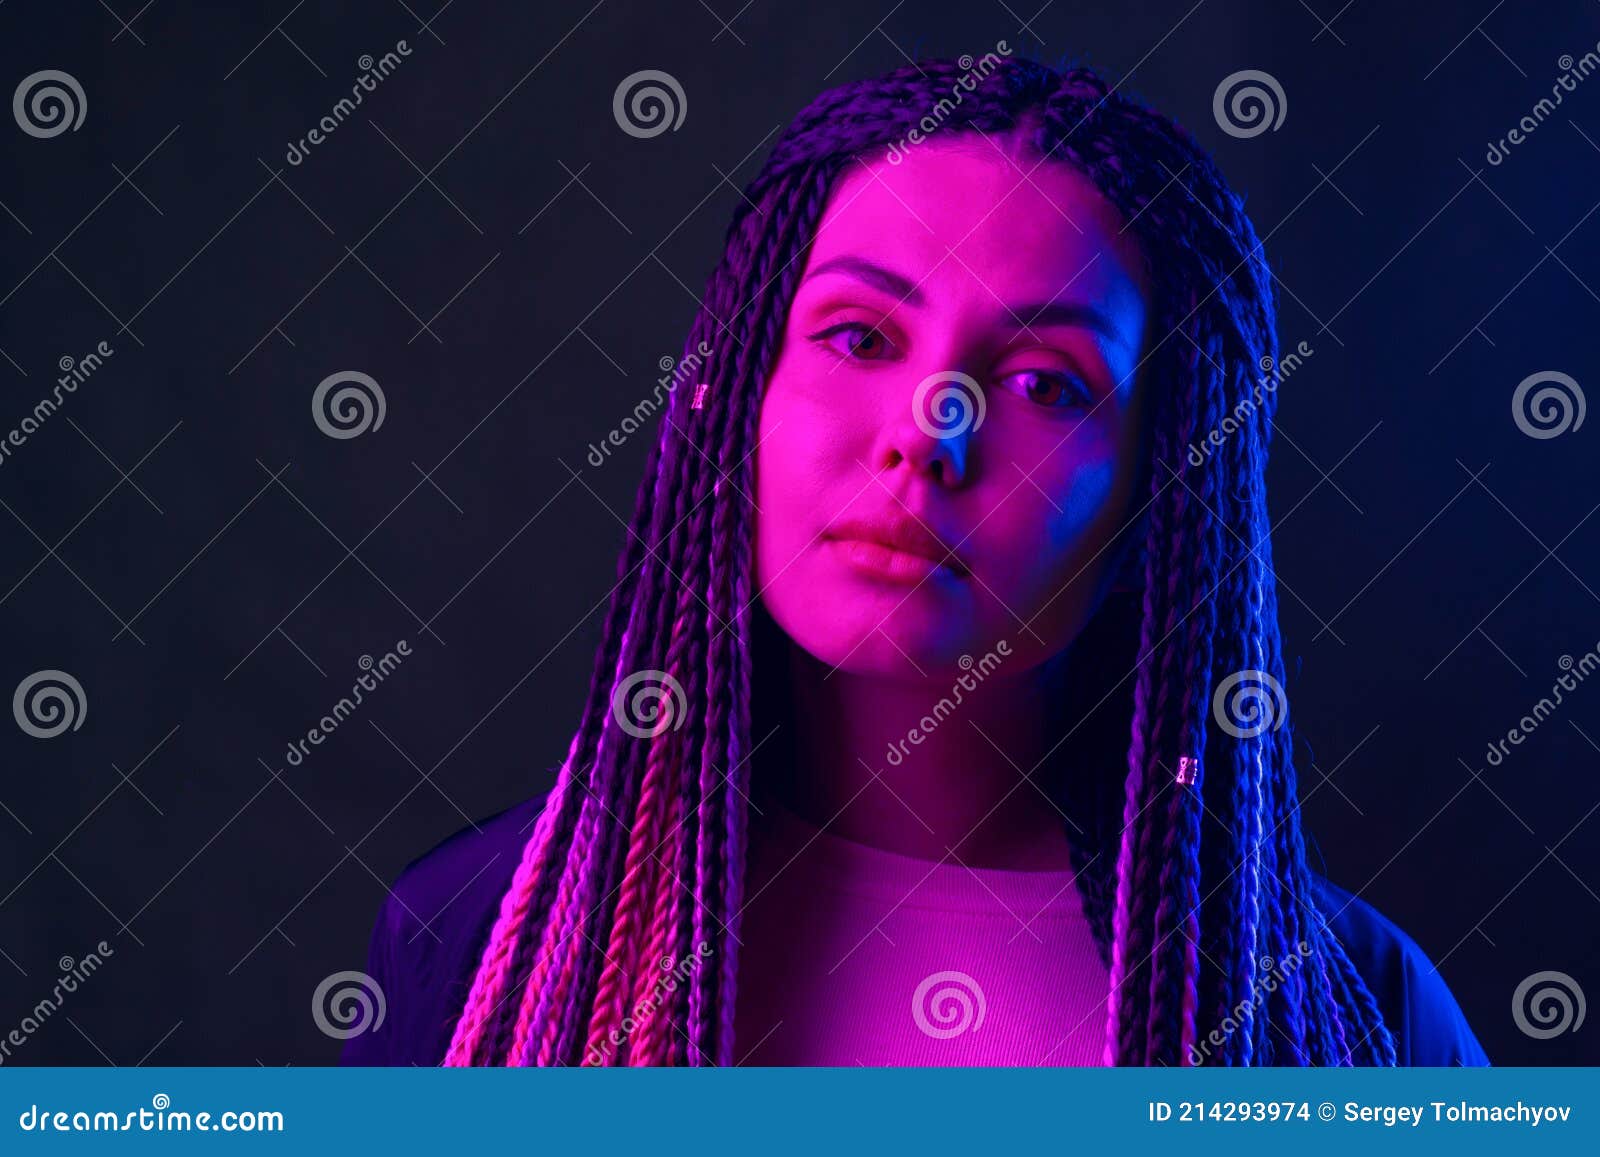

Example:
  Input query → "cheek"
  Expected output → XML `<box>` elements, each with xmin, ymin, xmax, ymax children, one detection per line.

<box><xmin>1047</xmin><ymin>455</ymin><xmax>1121</xmax><ymax>550</ymax></box>
<box><xmin>754</xmin><ymin>371</ymin><xmax>846</xmax><ymax>577</ymax></box>
<box><xmin>755</xmin><ymin>350</ymin><xmax>880</xmax><ymax>508</ymax></box>
<box><xmin>977</xmin><ymin>429</ymin><xmax>1127</xmax><ymax>615</ymax></box>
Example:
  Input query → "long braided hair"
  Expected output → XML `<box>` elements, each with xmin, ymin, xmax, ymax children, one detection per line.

<box><xmin>441</xmin><ymin>55</ymin><xmax>1397</xmax><ymax>1068</ymax></box>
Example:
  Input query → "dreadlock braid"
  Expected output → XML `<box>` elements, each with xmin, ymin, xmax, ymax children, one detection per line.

<box><xmin>1105</xmin><ymin>352</ymin><xmax>1176</xmax><ymax>1063</ymax></box>
<box><xmin>575</xmin><ymin>336</ymin><xmax>731</xmax><ymax>1065</ymax></box>
<box><xmin>523</xmin><ymin>398</ymin><xmax>713</xmax><ymax>1065</ymax></box>
<box><xmin>1140</xmin><ymin>320</ymin><xmax>1215</xmax><ymax>1067</ymax></box>
<box><xmin>439</xmin><ymin>53</ymin><xmax>1398</xmax><ymax>1069</ymax></box>
<box><xmin>442</xmin><ymin>414</ymin><xmax>664</xmax><ymax>1066</ymax></box>
<box><xmin>582</xmin><ymin>611</ymin><xmax>691</xmax><ymax>1062</ymax></box>
<box><xmin>1144</xmin><ymin>310</ymin><xmax>1228</xmax><ymax>1066</ymax></box>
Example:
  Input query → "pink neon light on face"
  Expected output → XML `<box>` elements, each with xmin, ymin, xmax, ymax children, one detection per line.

<box><xmin>753</xmin><ymin>137</ymin><xmax>1153</xmax><ymax>678</ymax></box>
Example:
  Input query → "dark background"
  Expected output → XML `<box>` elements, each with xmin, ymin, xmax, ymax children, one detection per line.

<box><xmin>1</xmin><ymin>0</ymin><xmax>1596</xmax><ymax>1066</ymax></box>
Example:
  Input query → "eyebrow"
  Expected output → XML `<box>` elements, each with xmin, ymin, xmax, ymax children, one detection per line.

<box><xmin>803</xmin><ymin>255</ymin><xmax>925</xmax><ymax>306</ymax></box>
<box><xmin>800</xmin><ymin>254</ymin><xmax>1130</xmax><ymax>346</ymax></box>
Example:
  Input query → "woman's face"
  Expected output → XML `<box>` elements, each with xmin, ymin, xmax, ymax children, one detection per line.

<box><xmin>753</xmin><ymin>136</ymin><xmax>1152</xmax><ymax>679</ymax></box>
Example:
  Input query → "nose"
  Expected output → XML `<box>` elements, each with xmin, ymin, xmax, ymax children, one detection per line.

<box><xmin>873</xmin><ymin>369</ymin><xmax>980</xmax><ymax>488</ymax></box>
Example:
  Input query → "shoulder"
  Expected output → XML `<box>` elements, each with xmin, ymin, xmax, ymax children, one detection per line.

<box><xmin>391</xmin><ymin>789</ymin><xmax>550</xmax><ymax>917</ymax></box>
<box><xmin>1308</xmin><ymin>872</ymin><xmax>1491</xmax><ymax>1066</ymax></box>
<box><xmin>340</xmin><ymin>789</ymin><xmax>551</xmax><ymax>1066</ymax></box>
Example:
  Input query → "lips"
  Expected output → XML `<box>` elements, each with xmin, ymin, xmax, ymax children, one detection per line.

<box><xmin>823</xmin><ymin>514</ymin><xmax>971</xmax><ymax>579</ymax></box>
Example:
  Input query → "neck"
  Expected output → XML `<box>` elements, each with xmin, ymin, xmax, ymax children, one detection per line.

<box><xmin>755</xmin><ymin>636</ymin><xmax>1077</xmax><ymax>871</ymax></box>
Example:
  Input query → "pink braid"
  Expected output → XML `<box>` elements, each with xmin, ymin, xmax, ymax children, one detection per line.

<box><xmin>629</xmin><ymin>784</ymin><xmax>687</xmax><ymax>1065</ymax></box>
<box><xmin>440</xmin><ymin>743</ymin><xmax>579</xmax><ymax>1066</ymax></box>
<box><xmin>581</xmin><ymin>643</ymin><xmax>683</xmax><ymax>1060</ymax></box>
<box><xmin>525</xmin><ymin>755</ymin><xmax>618</xmax><ymax>1066</ymax></box>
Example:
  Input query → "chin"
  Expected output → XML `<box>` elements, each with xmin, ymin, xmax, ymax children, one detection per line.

<box><xmin>765</xmin><ymin>584</ymin><xmax>993</xmax><ymax>680</ymax></box>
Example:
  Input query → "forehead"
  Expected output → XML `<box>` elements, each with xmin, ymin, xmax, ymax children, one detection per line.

<box><xmin>806</xmin><ymin>137</ymin><xmax>1149</xmax><ymax>307</ymax></box>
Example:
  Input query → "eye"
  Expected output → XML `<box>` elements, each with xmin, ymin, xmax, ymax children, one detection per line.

<box><xmin>997</xmin><ymin>367</ymin><xmax>1093</xmax><ymax>409</ymax></box>
<box><xmin>808</xmin><ymin>321</ymin><xmax>897</xmax><ymax>362</ymax></box>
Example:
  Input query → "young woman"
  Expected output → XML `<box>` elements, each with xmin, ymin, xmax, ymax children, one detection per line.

<box><xmin>342</xmin><ymin>55</ymin><xmax>1489</xmax><ymax>1067</ymax></box>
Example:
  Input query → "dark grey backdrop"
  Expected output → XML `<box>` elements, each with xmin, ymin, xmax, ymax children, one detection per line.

<box><xmin>1</xmin><ymin>0</ymin><xmax>1596</xmax><ymax>1065</ymax></box>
